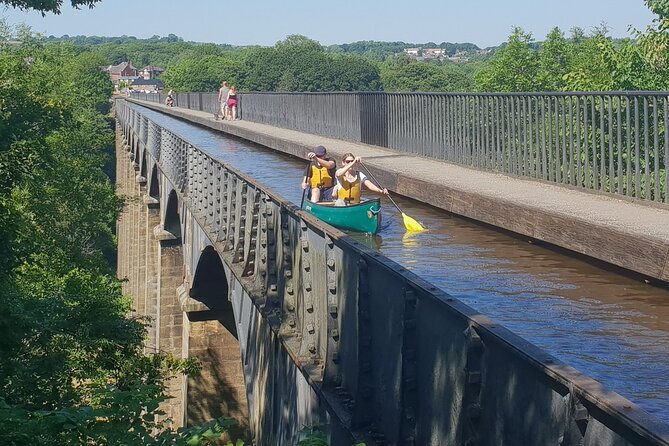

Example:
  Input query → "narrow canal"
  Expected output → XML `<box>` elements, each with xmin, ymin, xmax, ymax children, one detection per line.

<box><xmin>130</xmin><ymin>103</ymin><xmax>669</xmax><ymax>423</ymax></box>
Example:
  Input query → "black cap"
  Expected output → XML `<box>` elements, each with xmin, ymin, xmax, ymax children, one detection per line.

<box><xmin>314</xmin><ymin>145</ymin><xmax>326</xmax><ymax>157</ymax></box>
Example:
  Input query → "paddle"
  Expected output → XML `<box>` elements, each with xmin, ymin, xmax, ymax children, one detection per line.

<box><xmin>360</xmin><ymin>162</ymin><xmax>427</xmax><ymax>232</ymax></box>
<box><xmin>300</xmin><ymin>159</ymin><xmax>312</xmax><ymax>209</ymax></box>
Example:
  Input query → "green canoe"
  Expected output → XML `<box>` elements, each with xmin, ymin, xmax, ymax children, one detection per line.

<box><xmin>302</xmin><ymin>199</ymin><xmax>382</xmax><ymax>234</ymax></box>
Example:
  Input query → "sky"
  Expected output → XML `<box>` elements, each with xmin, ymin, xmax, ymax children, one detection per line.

<box><xmin>1</xmin><ymin>0</ymin><xmax>658</xmax><ymax>48</ymax></box>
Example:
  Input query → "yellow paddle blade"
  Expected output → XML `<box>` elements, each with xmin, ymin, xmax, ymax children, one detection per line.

<box><xmin>401</xmin><ymin>213</ymin><xmax>427</xmax><ymax>232</ymax></box>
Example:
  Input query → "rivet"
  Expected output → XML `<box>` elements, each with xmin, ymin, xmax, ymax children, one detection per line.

<box><xmin>468</xmin><ymin>404</ymin><xmax>481</xmax><ymax>419</ymax></box>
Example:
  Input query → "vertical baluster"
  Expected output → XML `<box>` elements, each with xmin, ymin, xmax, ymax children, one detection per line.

<box><xmin>644</xmin><ymin>96</ymin><xmax>650</xmax><ymax>199</ymax></box>
<box><xmin>547</xmin><ymin>96</ymin><xmax>554</xmax><ymax>182</ymax></box>
<box><xmin>654</xmin><ymin>96</ymin><xmax>660</xmax><ymax>201</ymax></box>
<box><xmin>635</xmin><ymin>97</ymin><xmax>641</xmax><ymax>198</ymax></box>
<box><xmin>665</xmin><ymin>97</ymin><xmax>669</xmax><ymax>202</ymax></box>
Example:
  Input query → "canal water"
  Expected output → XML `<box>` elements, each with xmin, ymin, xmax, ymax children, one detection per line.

<box><xmin>131</xmin><ymin>104</ymin><xmax>669</xmax><ymax>423</ymax></box>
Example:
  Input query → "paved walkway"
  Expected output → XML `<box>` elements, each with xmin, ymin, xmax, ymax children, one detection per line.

<box><xmin>129</xmin><ymin>99</ymin><xmax>669</xmax><ymax>282</ymax></box>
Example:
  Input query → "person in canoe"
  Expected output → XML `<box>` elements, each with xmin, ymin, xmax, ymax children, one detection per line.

<box><xmin>333</xmin><ymin>152</ymin><xmax>388</xmax><ymax>205</ymax></box>
<box><xmin>301</xmin><ymin>145</ymin><xmax>337</xmax><ymax>203</ymax></box>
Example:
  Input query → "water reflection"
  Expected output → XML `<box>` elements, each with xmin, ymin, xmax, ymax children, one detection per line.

<box><xmin>132</xmin><ymin>104</ymin><xmax>669</xmax><ymax>422</ymax></box>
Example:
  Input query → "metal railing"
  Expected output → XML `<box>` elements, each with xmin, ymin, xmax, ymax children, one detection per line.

<box><xmin>118</xmin><ymin>99</ymin><xmax>669</xmax><ymax>445</ymax></box>
<box><xmin>130</xmin><ymin>91</ymin><xmax>669</xmax><ymax>203</ymax></box>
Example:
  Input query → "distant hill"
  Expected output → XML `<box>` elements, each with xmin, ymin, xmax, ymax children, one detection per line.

<box><xmin>323</xmin><ymin>40</ymin><xmax>484</xmax><ymax>60</ymax></box>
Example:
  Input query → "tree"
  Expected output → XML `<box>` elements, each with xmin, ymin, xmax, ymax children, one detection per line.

<box><xmin>328</xmin><ymin>54</ymin><xmax>381</xmax><ymax>91</ymax></box>
<box><xmin>474</xmin><ymin>27</ymin><xmax>540</xmax><ymax>92</ymax></box>
<box><xmin>1</xmin><ymin>0</ymin><xmax>103</xmax><ymax>15</ymax></box>
<box><xmin>537</xmin><ymin>27</ymin><xmax>571</xmax><ymax>91</ymax></box>
<box><xmin>0</xmin><ymin>24</ymin><xmax>235</xmax><ymax>445</ymax></box>
<box><xmin>562</xmin><ymin>26</ymin><xmax>615</xmax><ymax>91</ymax></box>
<box><xmin>631</xmin><ymin>0</ymin><xmax>669</xmax><ymax>89</ymax></box>
<box><xmin>381</xmin><ymin>56</ymin><xmax>455</xmax><ymax>91</ymax></box>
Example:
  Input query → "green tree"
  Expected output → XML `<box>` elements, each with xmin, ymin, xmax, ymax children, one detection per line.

<box><xmin>537</xmin><ymin>27</ymin><xmax>571</xmax><ymax>91</ymax></box>
<box><xmin>1</xmin><ymin>0</ymin><xmax>103</xmax><ymax>15</ymax></box>
<box><xmin>0</xmin><ymin>24</ymin><xmax>235</xmax><ymax>445</ymax></box>
<box><xmin>381</xmin><ymin>56</ymin><xmax>456</xmax><ymax>91</ymax></box>
<box><xmin>328</xmin><ymin>54</ymin><xmax>381</xmax><ymax>91</ymax></box>
<box><xmin>474</xmin><ymin>27</ymin><xmax>540</xmax><ymax>92</ymax></box>
<box><xmin>562</xmin><ymin>26</ymin><xmax>615</xmax><ymax>91</ymax></box>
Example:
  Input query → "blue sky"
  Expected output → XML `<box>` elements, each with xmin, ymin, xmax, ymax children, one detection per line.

<box><xmin>2</xmin><ymin>0</ymin><xmax>657</xmax><ymax>48</ymax></box>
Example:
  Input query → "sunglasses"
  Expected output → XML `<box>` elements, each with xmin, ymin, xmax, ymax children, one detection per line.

<box><xmin>344</xmin><ymin>158</ymin><xmax>355</xmax><ymax>163</ymax></box>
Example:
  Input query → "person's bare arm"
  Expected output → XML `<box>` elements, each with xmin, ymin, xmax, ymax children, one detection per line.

<box><xmin>336</xmin><ymin>156</ymin><xmax>360</xmax><ymax>177</ymax></box>
<box><xmin>363</xmin><ymin>179</ymin><xmax>388</xmax><ymax>195</ymax></box>
<box><xmin>313</xmin><ymin>156</ymin><xmax>335</xmax><ymax>169</ymax></box>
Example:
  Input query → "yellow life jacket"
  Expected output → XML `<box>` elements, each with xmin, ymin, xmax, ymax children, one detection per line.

<box><xmin>337</xmin><ymin>173</ymin><xmax>362</xmax><ymax>204</ymax></box>
<box><xmin>310</xmin><ymin>164</ymin><xmax>334</xmax><ymax>189</ymax></box>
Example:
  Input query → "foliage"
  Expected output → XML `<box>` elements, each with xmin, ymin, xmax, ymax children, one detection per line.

<box><xmin>381</xmin><ymin>55</ymin><xmax>467</xmax><ymax>91</ymax></box>
<box><xmin>536</xmin><ymin>27</ymin><xmax>572</xmax><ymax>91</ymax></box>
<box><xmin>296</xmin><ymin>425</ymin><xmax>328</xmax><ymax>446</ymax></box>
<box><xmin>324</xmin><ymin>40</ymin><xmax>481</xmax><ymax>61</ymax></box>
<box><xmin>0</xmin><ymin>23</ymin><xmax>236</xmax><ymax>445</ymax></box>
<box><xmin>161</xmin><ymin>35</ymin><xmax>382</xmax><ymax>92</ymax></box>
<box><xmin>1</xmin><ymin>0</ymin><xmax>103</xmax><ymax>15</ymax></box>
<box><xmin>474</xmin><ymin>10</ymin><xmax>669</xmax><ymax>93</ymax></box>
<box><xmin>475</xmin><ymin>27</ymin><xmax>540</xmax><ymax>92</ymax></box>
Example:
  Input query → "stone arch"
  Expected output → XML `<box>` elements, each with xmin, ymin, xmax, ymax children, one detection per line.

<box><xmin>164</xmin><ymin>189</ymin><xmax>181</xmax><ymax>239</ymax></box>
<box><xmin>133</xmin><ymin>138</ymin><xmax>139</xmax><ymax>163</ymax></box>
<box><xmin>149</xmin><ymin>164</ymin><xmax>160</xmax><ymax>199</ymax></box>
<box><xmin>186</xmin><ymin>245</ymin><xmax>248</xmax><ymax>436</ymax></box>
<box><xmin>190</xmin><ymin>246</ymin><xmax>231</xmax><ymax>314</ymax></box>
<box><xmin>140</xmin><ymin>149</ymin><xmax>147</xmax><ymax>179</ymax></box>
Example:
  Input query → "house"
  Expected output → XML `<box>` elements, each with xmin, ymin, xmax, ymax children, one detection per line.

<box><xmin>116</xmin><ymin>75</ymin><xmax>140</xmax><ymax>94</ymax></box>
<box><xmin>139</xmin><ymin>65</ymin><xmax>165</xmax><ymax>80</ymax></box>
<box><xmin>404</xmin><ymin>48</ymin><xmax>420</xmax><ymax>58</ymax></box>
<box><xmin>105</xmin><ymin>61</ymin><xmax>138</xmax><ymax>83</ymax></box>
<box><xmin>130</xmin><ymin>78</ymin><xmax>165</xmax><ymax>93</ymax></box>
<box><xmin>447</xmin><ymin>50</ymin><xmax>470</xmax><ymax>64</ymax></box>
<box><xmin>423</xmin><ymin>48</ymin><xmax>446</xmax><ymax>60</ymax></box>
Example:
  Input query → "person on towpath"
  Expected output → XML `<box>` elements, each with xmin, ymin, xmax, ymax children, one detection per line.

<box><xmin>217</xmin><ymin>81</ymin><xmax>230</xmax><ymax>119</ymax></box>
